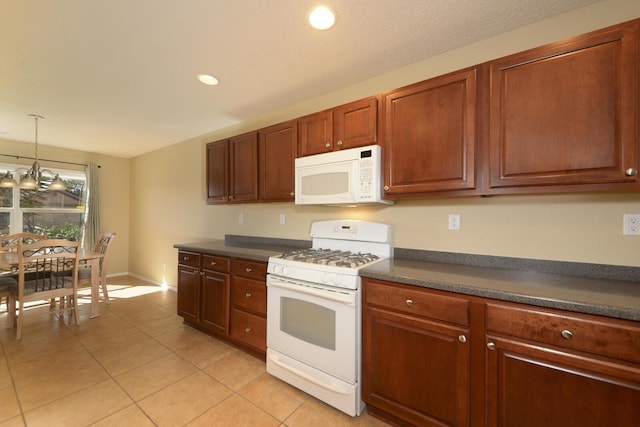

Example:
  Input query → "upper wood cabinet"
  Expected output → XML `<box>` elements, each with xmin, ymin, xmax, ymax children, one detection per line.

<box><xmin>382</xmin><ymin>68</ymin><xmax>478</xmax><ymax>197</ymax></box>
<box><xmin>258</xmin><ymin>121</ymin><xmax>297</xmax><ymax>201</ymax></box>
<box><xmin>298</xmin><ymin>96</ymin><xmax>378</xmax><ymax>157</ymax></box>
<box><xmin>488</xmin><ymin>20</ymin><xmax>640</xmax><ymax>193</ymax></box>
<box><xmin>206</xmin><ymin>132</ymin><xmax>258</xmax><ymax>204</ymax></box>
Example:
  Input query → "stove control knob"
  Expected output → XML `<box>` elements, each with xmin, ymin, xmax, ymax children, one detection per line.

<box><xmin>273</xmin><ymin>265</ymin><xmax>283</xmax><ymax>275</ymax></box>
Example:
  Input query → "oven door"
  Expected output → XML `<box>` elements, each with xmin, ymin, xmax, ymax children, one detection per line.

<box><xmin>266</xmin><ymin>274</ymin><xmax>359</xmax><ymax>383</ymax></box>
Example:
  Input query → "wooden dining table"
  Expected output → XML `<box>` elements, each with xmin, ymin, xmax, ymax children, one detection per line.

<box><xmin>0</xmin><ymin>249</ymin><xmax>104</xmax><ymax>318</ymax></box>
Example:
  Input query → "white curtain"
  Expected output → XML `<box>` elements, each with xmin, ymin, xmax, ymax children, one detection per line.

<box><xmin>82</xmin><ymin>163</ymin><xmax>101</xmax><ymax>250</ymax></box>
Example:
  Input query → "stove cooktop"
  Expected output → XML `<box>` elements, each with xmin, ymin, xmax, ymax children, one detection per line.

<box><xmin>274</xmin><ymin>248</ymin><xmax>380</xmax><ymax>268</ymax></box>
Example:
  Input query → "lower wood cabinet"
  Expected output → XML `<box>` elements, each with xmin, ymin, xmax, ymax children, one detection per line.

<box><xmin>177</xmin><ymin>251</ymin><xmax>267</xmax><ymax>358</ymax></box>
<box><xmin>363</xmin><ymin>279</ymin><xmax>472</xmax><ymax>426</ymax></box>
<box><xmin>485</xmin><ymin>302</ymin><xmax>640</xmax><ymax>427</ymax></box>
<box><xmin>362</xmin><ymin>278</ymin><xmax>640</xmax><ymax>427</ymax></box>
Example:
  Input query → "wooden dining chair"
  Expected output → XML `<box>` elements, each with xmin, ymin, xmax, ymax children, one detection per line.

<box><xmin>78</xmin><ymin>232</ymin><xmax>116</xmax><ymax>304</ymax></box>
<box><xmin>0</xmin><ymin>233</ymin><xmax>48</xmax><ymax>312</ymax></box>
<box><xmin>7</xmin><ymin>239</ymin><xmax>80</xmax><ymax>340</ymax></box>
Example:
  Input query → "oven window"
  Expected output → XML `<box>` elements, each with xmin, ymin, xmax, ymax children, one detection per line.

<box><xmin>281</xmin><ymin>297</ymin><xmax>336</xmax><ymax>350</ymax></box>
<box><xmin>301</xmin><ymin>172</ymin><xmax>349</xmax><ymax>196</ymax></box>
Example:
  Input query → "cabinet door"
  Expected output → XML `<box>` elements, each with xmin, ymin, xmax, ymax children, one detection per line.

<box><xmin>383</xmin><ymin>68</ymin><xmax>477</xmax><ymax>195</ymax></box>
<box><xmin>298</xmin><ymin>110</ymin><xmax>333</xmax><ymax>157</ymax></box>
<box><xmin>259</xmin><ymin>121</ymin><xmax>297</xmax><ymax>201</ymax></box>
<box><xmin>200</xmin><ymin>270</ymin><xmax>230</xmax><ymax>336</ymax></box>
<box><xmin>230</xmin><ymin>132</ymin><xmax>258</xmax><ymax>203</ymax></box>
<box><xmin>489</xmin><ymin>21</ymin><xmax>639</xmax><ymax>191</ymax></box>
<box><xmin>177</xmin><ymin>265</ymin><xmax>199</xmax><ymax>324</ymax></box>
<box><xmin>486</xmin><ymin>336</ymin><xmax>640</xmax><ymax>427</ymax></box>
<box><xmin>333</xmin><ymin>96</ymin><xmax>378</xmax><ymax>150</ymax></box>
<box><xmin>206</xmin><ymin>140</ymin><xmax>229</xmax><ymax>204</ymax></box>
<box><xmin>363</xmin><ymin>306</ymin><xmax>470</xmax><ymax>426</ymax></box>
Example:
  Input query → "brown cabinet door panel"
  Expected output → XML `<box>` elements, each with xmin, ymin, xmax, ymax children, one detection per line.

<box><xmin>230</xmin><ymin>132</ymin><xmax>258</xmax><ymax>202</ymax></box>
<box><xmin>177</xmin><ymin>266</ymin><xmax>199</xmax><ymax>324</ymax></box>
<box><xmin>333</xmin><ymin>96</ymin><xmax>378</xmax><ymax>150</ymax></box>
<box><xmin>363</xmin><ymin>306</ymin><xmax>470</xmax><ymax>426</ymax></box>
<box><xmin>486</xmin><ymin>336</ymin><xmax>640</xmax><ymax>427</ymax></box>
<box><xmin>298</xmin><ymin>110</ymin><xmax>333</xmax><ymax>157</ymax></box>
<box><xmin>259</xmin><ymin>121</ymin><xmax>297</xmax><ymax>201</ymax></box>
<box><xmin>383</xmin><ymin>68</ymin><xmax>477</xmax><ymax>194</ymax></box>
<box><xmin>489</xmin><ymin>21</ymin><xmax>639</xmax><ymax>189</ymax></box>
<box><xmin>206</xmin><ymin>140</ymin><xmax>229</xmax><ymax>204</ymax></box>
<box><xmin>200</xmin><ymin>270</ymin><xmax>229</xmax><ymax>335</ymax></box>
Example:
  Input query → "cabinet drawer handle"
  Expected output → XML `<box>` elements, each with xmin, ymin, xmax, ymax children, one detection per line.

<box><xmin>210</xmin><ymin>261</ymin><xmax>216</xmax><ymax>266</ymax></box>
<box><xmin>487</xmin><ymin>342</ymin><xmax>496</xmax><ymax>350</ymax></box>
<box><xmin>405</xmin><ymin>299</ymin><xmax>413</xmax><ymax>306</ymax></box>
<box><xmin>245</xmin><ymin>267</ymin><xmax>252</xmax><ymax>273</ymax></box>
<box><xmin>244</xmin><ymin>327</ymin><xmax>252</xmax><ymax>333</ymax></box>
<box><xmin>183</xmin><ymin>256</ymin><xmax>189</xmax><ymax>261</ymax></box>
<box><xmin>458</xmin><ymin>335</ymin><xmax>467</xmax><ymax>343</ymax></box>
<box><xmin>561</xmin><ymin>329</ymin><xmax>573</xmax><ymax>339</ymax></box>
<box><xmin>625</xmin><ymin>167</ymin><xmax>638</xmax><ymax>176</ymax></box>
<box><xmin>245</xmin><ymin>292</ymin><xmax>252</xmax><ymax>298</ymax></box>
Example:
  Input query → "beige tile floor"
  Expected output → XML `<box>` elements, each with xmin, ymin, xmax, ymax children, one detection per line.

<box><xmin>0</xmin><ymin>276</ymin><xmax>390</xmax><ymax>427</ymax></box>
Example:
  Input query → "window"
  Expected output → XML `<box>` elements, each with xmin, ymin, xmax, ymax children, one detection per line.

<box><xmin>0</xmin><ymin>163</ymin><xmax>86</xmax><ymax>241</ymax></box>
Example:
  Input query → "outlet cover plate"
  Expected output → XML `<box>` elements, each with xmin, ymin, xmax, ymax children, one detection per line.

<box><xmin>448</xmin><ymin>214</ymin><xmax>461</xmax><ymax>230</ymax></box>
<box><xmin>623</xmin><ymin>214</ymin><xmax>640</xmax><ymax>235</ymax></box>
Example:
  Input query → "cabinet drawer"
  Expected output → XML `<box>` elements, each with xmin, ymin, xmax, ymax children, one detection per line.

<box><xmin>486</xmin><ymin>302</ymin><xmax>640</xmax><ymax>364</ymax></box>
<box><xmin>230</xmin><ymin>309</ymin><xmax>266</xmax><ymax>352</ymax></box>
<box><xmin>202</xmin><ymin>255</ymin><xmax>229</xmax><ymax>273</ymax></box>
<box><xmin>231</xmin><ymin>259</ymin><xmax>267</xmax><ymax>281</ymax></box>
<box><xmin>364</xmin><ymin>279</ymin><xmax>470</xmax><ymax>326</ymax></box>
<box><xmin>232</xmin><ymin>276</ymin><xmax>266</xmax><ymax>316</ymax></box>
<box><xmin>178</xmin><ymin>251</ymin><xmax>200</xmax><ymax>268</ymax></box>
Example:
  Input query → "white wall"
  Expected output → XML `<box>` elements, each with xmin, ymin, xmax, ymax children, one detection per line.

<box><xmin>129</xmin><ymin>0</ymin><xmax>640</xmax><ymax>287</ymax></box>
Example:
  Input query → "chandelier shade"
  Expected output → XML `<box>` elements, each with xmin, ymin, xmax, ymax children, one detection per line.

<box><xmin>0</xmin><ymin>115</ymin><xmax>67</xmax><ymax>191</ymax></box>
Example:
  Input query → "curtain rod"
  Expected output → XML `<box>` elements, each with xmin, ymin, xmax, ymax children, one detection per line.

<box><xmin>0</xmin><ymin>153</ymin><xmax>101</xmax><ymax>168</ymax></box>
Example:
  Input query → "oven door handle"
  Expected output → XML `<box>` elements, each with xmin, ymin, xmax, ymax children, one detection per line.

<box><xmin>268</xmin><ymin>352</ymin><xmax>351</xmax><ymax>395</ymax></box>
<box><xmin>267</xmin><ymin>277</ymin><xmax>356</xmax><ymax>306</ymax></box>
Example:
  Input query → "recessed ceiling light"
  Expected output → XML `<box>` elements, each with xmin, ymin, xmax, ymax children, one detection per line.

<box><xmin>308</xmin><ymin>6</ymin><xmax>336</xmax><ymax>30</ymax></box>
<box><xmin>197</xmin><ymin>74</ymin><xmax>219</xmax><ymax>86</ymax></box>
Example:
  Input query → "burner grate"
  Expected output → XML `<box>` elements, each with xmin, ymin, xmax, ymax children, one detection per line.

<box><xmin>277</xmin><ymin>248</ymin><xmax>379</xmax><ymax>268</ymax></box>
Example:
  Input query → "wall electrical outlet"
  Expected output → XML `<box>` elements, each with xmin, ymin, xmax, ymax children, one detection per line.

<box><xmin>238</xmin><ymin>213</ymin><xmax>244</xmax><ymax>224</ymax></box>
<box><xmin>279</xmin><ymin>213</ymin><xmax>286</xmax><ymax>225</ymax></box>
<box><xmin>623</xmin><ymin>214</ymin><xmax>640</xmax><ymax>235</ymax></box>
<box><xmin>448</xmin><ymin>214</ymin><xmax>461</xmax><ymax>231</ymax></box>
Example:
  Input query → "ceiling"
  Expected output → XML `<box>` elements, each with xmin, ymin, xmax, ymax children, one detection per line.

<box><xmin>0</xmin><ymin>0</ymin><xmax>599</xmax><ymax>159</ymax></box>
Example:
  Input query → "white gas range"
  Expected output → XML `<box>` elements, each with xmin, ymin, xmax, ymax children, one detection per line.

<box><xmin>266</xmin><ymin>220</ymin><xmax>392</xmax><ymax>417</ymax></box>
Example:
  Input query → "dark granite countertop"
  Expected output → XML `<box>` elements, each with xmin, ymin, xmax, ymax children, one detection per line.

<box><xmin>360</xmin><ymin>258</ymin><xmax>640</xmax><ymax>322</ymax></box>
<box><xmin>173</xmin><ymin>235</ymin><xmax>310</xmax><ymax>263</ymax></box>
<box><xmin>173</xmin><ymin>236</ymin><xmax>640</xmax><ymax>322</ymax></box>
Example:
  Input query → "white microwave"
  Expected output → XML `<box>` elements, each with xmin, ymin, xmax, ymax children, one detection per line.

<box><xmin>295</xmin><ymin>145</ymin><xmax>393</xmax><ymax>206</ymax></box>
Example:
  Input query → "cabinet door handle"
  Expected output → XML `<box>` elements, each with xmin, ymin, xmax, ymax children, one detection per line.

<box><xmin>405</xmin><ymin>299</ymin><xmax>413</xmax><ymax>306</ymax></box>
<box><xmin>561</xmin><ymin>329</ymin><xmax>573</xmax><ymax>339</ymax></box>
<box><xmin>290</xmin><ymin>192</ymin><xmax>294</xmax><ymax>196</ymax></box>
<box><xmin>487</xmin><ymin>342</ymin><xmax>496</xmax><ymax>350</ymax></box>
<box><xmin>244</xmin><ymin>327</ymin><xmax>252</xmax><ymax>333</ymax></box>
<box><xmin>325</xmin><ymin>142</ymin><xmax>331</xmax><ymax>148</ymax></box>
<box><xmin>336</xmin><ymin>140</ymin><xmax>343</xmax><ymax>146</ymax></box>
<box><xmin>384</xmin><ymin>185</ymin><xmax>389</xmax><ymax>191</ymax></box>
<box><xmin>245</xmin><ymin>292</ymin><xmax>252</xmax><ymax>298</ymax></box>
<box><xmin>458</xmin><ymin>335</ymin><xmax>467</xmax><ymax>343</ymax></box>
<box><xmin>625</xmin><ymin>167</ymin><xmax>638</xmax><ymax>176</ymax></box>
<box><xmin>245</xmin><ymin>267</ymin><xmax>252</xmax><ymax>273</ymax></box>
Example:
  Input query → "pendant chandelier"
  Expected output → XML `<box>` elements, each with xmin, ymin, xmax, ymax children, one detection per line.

<box><xmin>0</xmin><ymin>114</ymin><xmax>66</xmax><ymax>191</ymax></box>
